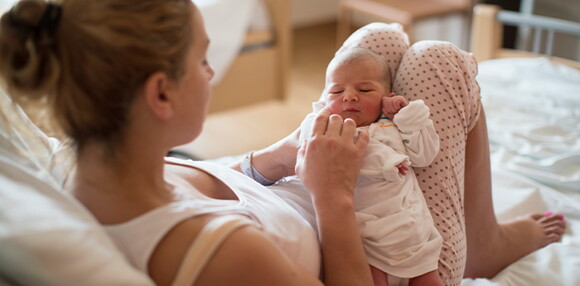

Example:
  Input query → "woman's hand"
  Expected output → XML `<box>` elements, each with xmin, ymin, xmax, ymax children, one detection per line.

<box><xmin>295</xmin><ymin>107</ymin><xmax>369</xmax><ymax>203</ymax></box>
<box><xmin>295</xmin><ymin>107</ymin><xmax>373</xmax><ymax>286</ymax></box>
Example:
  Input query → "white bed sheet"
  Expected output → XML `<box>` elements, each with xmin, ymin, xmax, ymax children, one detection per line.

<box><xmin>461</xmin><ymin>58</ymin><xmax>580</xmax><ymax>285</ymax></box>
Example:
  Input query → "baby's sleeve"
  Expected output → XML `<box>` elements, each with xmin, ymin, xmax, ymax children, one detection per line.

<box><xmin>393</xmin><ymin>100</ymin><xmax>440</xmax><ymax>167</ymax></box>
<box><xmin>360</xmin><ymin>138</ymin><xmax>410</xmax><ymax>182</ymax></box>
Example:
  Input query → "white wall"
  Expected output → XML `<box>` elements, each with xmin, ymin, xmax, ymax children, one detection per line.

<box><xmin>291</xmin><ymin>0</ymin><xmax>339</xmax><ymax>27</ymax></box>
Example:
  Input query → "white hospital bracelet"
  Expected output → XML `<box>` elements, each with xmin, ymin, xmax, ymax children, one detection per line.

<box><xmin>241</xmin><ymin>152</ymin><xmax>277</xmax><ymax>186</ymax></box>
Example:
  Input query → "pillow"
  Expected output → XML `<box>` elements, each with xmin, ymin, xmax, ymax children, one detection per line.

<box><xmin>0</xmin><ymin>89</ymin><xmax>75</xmax><ymax>188</ymax></box>
<box><xmin>336</xmin><ymin>22</ymin><xmax>409</xmax><ymax>82</ymax></box>
<box><xmin>0</xmin><ymin>90</ymin><xmax>153</xmax><ymax>285</ymax></box>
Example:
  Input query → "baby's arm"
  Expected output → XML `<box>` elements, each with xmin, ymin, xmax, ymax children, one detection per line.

<box><xmin>393</xmin><ymin>100</ymin><xmax>440</xmax><ymax>167</ymax></box>
<box><xmin>382</xmin><ymin>93</ymin><xmax>410</xmax><ymax>175</ymax></box>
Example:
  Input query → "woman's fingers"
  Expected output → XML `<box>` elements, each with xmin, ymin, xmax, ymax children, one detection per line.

<box><xmin>325</xmin><ymin>114</ymin><xmax>344</xmax><ymax>136</ymax></box>
<box><xmin>341</xmin><ymin>118</ymin><xmax>357</xmax><ymax>139</ymax></box>
<box><xmin>294</xmin><ymin>139</ymin><xmax>307</xmax><ymax>177</ymax></box>
<box><xmin>296</xmin><ymin>109</ymin><xmax>369</xmax><ymax>198</ymax></box>
<box><xmin>310</xmin><ymin>107</ymin><xmax>332</xmax><ymax>137</ymax></box>
<box><xmin>309</xmin><ymin>107</ymin><xmax>364</xmax><ymax>145</ymax></box>
<box><xmin>354</xmin><ymin>130</ymin><xmax>369</xmax><ymax>151</ymax></box>
<box><xmin>311</xmin><ymin>107</ymin><xmax>356</xmax><ymax>138</ymax></box>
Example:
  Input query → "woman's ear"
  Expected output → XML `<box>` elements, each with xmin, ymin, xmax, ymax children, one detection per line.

<box><xmin>142</xmin><ymin>72</ymin><xmax>175</xmax><ymax>120</ymax></box>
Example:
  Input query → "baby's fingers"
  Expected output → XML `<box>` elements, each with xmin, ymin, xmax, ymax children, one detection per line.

<box><xmin>396</xmin><ymin>96</ymin><xmax>408</xmax><ymax>109</ymax></box>
<box><xmin>382</xmin><ymin>98</ymin><xmax>395</xmax><ymax>113</ymax></box>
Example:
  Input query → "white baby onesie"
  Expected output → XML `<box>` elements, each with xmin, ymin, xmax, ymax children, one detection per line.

<box><xmin>274</xmin><ymin>100</ymin><xmax>443</xmax><ymax>279</ymax></box>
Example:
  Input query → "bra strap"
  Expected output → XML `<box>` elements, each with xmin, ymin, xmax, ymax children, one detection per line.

<box><xmin>171</xmin><ymin>215</ymin><xmax>259</xmax><ymax>286</ymax></box>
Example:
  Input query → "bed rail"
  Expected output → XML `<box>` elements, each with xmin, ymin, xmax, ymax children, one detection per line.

<box><xmin>497</xmin><ymin>10</ymin><xmax>580</xmax><ymax>56</ymax></box>
<box><xmin>471</xmin><ymin>4</ymin><xmax>580</xmax><ymax>69</ymax></box>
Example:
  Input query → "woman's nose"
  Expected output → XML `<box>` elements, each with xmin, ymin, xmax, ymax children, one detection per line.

<box><xmin>207</xmin><ymin>65</ymin><xmax>215</xmax><ymax>80</ymax></box>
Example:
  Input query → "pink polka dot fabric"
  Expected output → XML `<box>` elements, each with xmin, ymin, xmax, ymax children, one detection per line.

<box><xmin>336</xmin><ymin>22</ymin><xmax>409</xmax><ymax>82</ymax></box>
<box><xmin>339</xmin><ymin>23</ymin><xmax>481</xmax><ymax>285</ymax></box>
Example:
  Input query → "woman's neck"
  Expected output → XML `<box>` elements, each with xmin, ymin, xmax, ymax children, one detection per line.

<box><xmin>73</xmin><ymin>141</ymin><xmax>173</xmax><ymax>224</ymax></box>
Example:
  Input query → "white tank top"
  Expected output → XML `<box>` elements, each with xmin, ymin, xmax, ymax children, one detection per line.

<box><xmin>104</xmin><ymin>158</ymin><xmax>320</xmax><ymax>281</ymax></box>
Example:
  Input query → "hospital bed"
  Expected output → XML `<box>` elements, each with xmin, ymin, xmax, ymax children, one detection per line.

<box><xmin>461</xmin><ymin>4</ymin><xmax>580</xmax><ymax>286</ymax></box>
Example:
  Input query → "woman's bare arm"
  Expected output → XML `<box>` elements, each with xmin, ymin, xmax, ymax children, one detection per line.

<box><xmin>296</xmin><ymin>108</ymin><xmax>373</xmax><ymax>286</ymax></box>
<box><xmin>230</xmin><ymin>128</ymin><xmax>301</xmax><ymax>182</ymax></box>
<box><xmin>231</xmin><ymin>108</ymin><xmax>373</xmax><ymax>285</ymax></box>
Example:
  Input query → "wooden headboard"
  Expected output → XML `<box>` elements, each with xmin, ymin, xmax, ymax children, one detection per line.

<box><xmin>263</xmin><ymin>0</ymin><xmax>292</xmax><ymax>99</ymax></box>
<box><xmin>470</xmin><ymin>4</ymin><xmax>580</xmax><ymax>69</ymax></box>
<box><xmin>208</xmin><ymin>0</ymin><xmax>292</xmax><ymax>113</ymax></box>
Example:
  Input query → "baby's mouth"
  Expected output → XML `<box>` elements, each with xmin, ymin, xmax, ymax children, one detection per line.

<box><xmin>343</xmin><ymin>107</ymin><xmax>359</xmax><ymax>113</ymax></box>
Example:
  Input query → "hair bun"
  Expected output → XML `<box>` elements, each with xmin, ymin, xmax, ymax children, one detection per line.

<box><xmin>0</xmin><ymin>0</ymin><xmax>62</xmax><ymax>100</ymax></box>
<box><xmin>6</xmin><ymin>1</ymin><xmax>61</xmax><ymax>38</ymax></box>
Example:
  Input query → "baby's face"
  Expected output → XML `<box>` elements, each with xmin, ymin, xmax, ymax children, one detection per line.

<box><xmin>325</xmin><ymin>59</ymin><xmax>389</xmax><ymax>127</ymax></box>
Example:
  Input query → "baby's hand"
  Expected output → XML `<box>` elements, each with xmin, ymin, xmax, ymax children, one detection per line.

<box><xmin>382</xmin><ymin>93</ymin><xmax>408</xmax><ymax>119</ymax></box>
<box><xmin>396</xmin><ymin>163</ymin><xmax>409</xmax><ymax>176</ymax></box>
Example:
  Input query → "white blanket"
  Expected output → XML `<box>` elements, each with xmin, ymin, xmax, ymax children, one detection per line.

<box><xmin>479</xmin><ymin>58</ymin><xmax>580</xmax><ymax>193</ymax></box>
<box><xmin>461</xmin><ymin>58</ymin><xmax>580</xmax><ymax>285</ymax></box>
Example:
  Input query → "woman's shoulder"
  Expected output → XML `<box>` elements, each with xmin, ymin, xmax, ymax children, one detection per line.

<box><xmin>148</xmin><ymin>214</ymin><xmax>321</xmax><ymax>286</ymax></box>
<box><xmin>147</xmin><ymin>214</ymin><xmax>212</xmax><ymax>285</ymax></box>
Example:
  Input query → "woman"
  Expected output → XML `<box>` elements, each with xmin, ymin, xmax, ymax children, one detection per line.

<box><xmin>0</xmin><ymin>0</ymin><xmax>371</xmax><ymax>285</ymax></box>
<box><xmin>0</xmin><ymin>1</ymin><xmax>564</xmax><ymax>286</ymax></box>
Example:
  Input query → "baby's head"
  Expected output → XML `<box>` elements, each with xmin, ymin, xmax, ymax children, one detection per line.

<box><xmin>323</xmin><ymin>47</ymin><xmax>391</xmax><ymax>127</ymax></box>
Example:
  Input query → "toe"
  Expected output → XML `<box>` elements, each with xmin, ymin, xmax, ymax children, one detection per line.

<box><xmin>531</xmin><ymin>213</ymin><xmax>544</xmax><ymax>220</ymax></box>
<box><xmin>538</xmin><ymin>212</ymin><xmax>564</xmax><ymax>224</ymax></box>
<box><xmin>546</xmin><ymin>233</ymin><xmax>561</xmax><ymax>243</ymax></box>
<box><xmin>544</xmin><ymin>218</ymin><xmax>565</xmax><ymax>228</ymax></box>
<box><xmin>544</xmin><ymin>225</ymin><xmax>563</xmax><ymax>235</ymax></box>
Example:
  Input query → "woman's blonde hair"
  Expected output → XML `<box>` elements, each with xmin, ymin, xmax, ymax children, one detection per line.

<box><xmin>0</xmin><ymin>0</ymin><xmax>193</xmax><ymax>152</ymax></box>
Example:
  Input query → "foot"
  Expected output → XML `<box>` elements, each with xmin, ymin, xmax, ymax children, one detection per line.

<box><xmin>501</xmin><ymin>212</ymin><xmax>565</xmax><ymax>250</ymax></box>
<box><xmin>466</xmin><ymin>212</ymin><xmax>566</xmax><ymax>278</ymax></box>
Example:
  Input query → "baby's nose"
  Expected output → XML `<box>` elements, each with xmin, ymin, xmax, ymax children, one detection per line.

<box><xmin>343</xmin><ymin>91</ymin><xmax>358</xmax><ymax>102</ymax></box>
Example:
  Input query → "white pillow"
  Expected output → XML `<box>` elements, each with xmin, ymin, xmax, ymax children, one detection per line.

<box><xmin>0</xmin><ymin>90</ymin><xmax>153</xmax><ymax>285</ymax></box>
